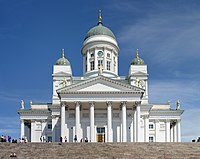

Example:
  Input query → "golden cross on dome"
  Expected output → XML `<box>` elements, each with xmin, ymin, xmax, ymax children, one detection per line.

<box><xmin>62</xmin><ymin>49</ymin><xmax>65</xmax><ymax>58</ymax></box>
<box><xmin>98</xmin><ymin>10</ymin><xmax>102</xmax><ymax>24</ymax></box>
<box><xmin>136</xmin><ymin>48</ymin><xmax>139</xmax><ymax>58</ymax></box>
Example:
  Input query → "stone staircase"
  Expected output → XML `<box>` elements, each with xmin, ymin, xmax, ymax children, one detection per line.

<box><xmin>0</xmin><ymin>142</ymin><xmax>200</xmax><ymax>159</ymax></box>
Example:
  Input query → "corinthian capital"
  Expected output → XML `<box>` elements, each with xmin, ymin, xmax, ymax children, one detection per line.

<box><xmin>134</xmin><ymin>101</ymin><xmax>141</xmax><ymax>106</ymax></box>
<box><xmin>61</xmin><ymin>102</ymin><xmax>67</xmax><ymax>107</ymax></box>
<box><xmin>106</xmin><ymin>101</ymin><xmax>112</xmax><ymax>106</ymax></box>
<box><xmin>120</xmin><ymin>101</ymin><xmax>127</xmax><ymax>106</ymax></box>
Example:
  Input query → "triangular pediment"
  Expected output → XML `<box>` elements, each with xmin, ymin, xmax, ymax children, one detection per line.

<box><xmin>78</xmin><ymin>83</ymin><xmax>120</xmax><ymax>92</ymax></box>
<box><xmin>57</xmin><ymin>75</ymin><xmax>144</xmax><ymax>94</ymax></box>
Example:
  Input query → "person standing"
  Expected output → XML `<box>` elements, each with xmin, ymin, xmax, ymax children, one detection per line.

<box><xmin>60</xmin><ymin>136</ymin><xmax>63</xmax><ymax>143</ymax></box>
<box><xmin>64</xmin><ymin>136</ymin><xmax>67</xmax><ymax>142</ymax></box>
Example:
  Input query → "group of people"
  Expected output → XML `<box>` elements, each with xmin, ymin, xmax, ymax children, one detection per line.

<box><xmin>74</xmin><ymin>135</ymin><xmax>88</xmax><ymax>143</ymax></box>
<box><xmin>40</xmin><ymin>135</ymin><xmax>47</xmax><ymax>142</ymax></box>
<box><xmin>59</xmin><ymin>135</ymin><xmax>88</xmax><ymax>143</ymax></box>
<box><xmin>0</xmin><ymin>135</ymin><xmax>17</xmax><ymax>143</ymax></box>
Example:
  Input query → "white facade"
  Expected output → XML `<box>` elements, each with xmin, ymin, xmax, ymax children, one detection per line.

<box><xmin>18</xmin><ymin>14</ymin><xmax>184</xmax><ymax>143</ymax></box>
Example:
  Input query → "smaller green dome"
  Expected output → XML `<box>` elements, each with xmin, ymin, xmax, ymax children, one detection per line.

<box><xmin>131</xmin><ymin>49</ymin><xmax>145</xmax><ymax>65</ymax></box>
<box><xmin>56</xmin><ymin>49</ymin><xmax>71</xmax><ymax>66</ymax></box>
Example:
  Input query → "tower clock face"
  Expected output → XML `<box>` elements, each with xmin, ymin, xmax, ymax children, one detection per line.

<box><xmin>98</xmin><ymin>51</ymin><xmax>104</xmax><ymax>57</ymax></box>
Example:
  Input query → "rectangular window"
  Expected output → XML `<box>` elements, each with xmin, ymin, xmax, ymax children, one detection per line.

<box><xmin>149</xmin><ymin>136</ymin><xmax>154</xmax><ymax>142</ymax></box>
<box><xmin>91</xmin><ymin>53</ymin><xmax>94</xmax><ymax>58</ymax></box>
<box><xmin>107</xmin><ymin>53</ymin><xmax>110</xmax><ymax>58</ymax></box>
<box><xmin>97</xmin><ymin>127</ymin><xmax>105</xmax><ymax>134</ymax></box>
<box><xmin>48</xmin><ymin>124</ymin><xmax>52</xmax><ymax>129</ymax></box>
<box><xmin>107</xmin><ymin>61</ymin><xmax>110</xmax><ymax>70</ymax></box>
<box><xmin>90</xmin><ymin>61</ymin><xmax>94</xmax><ymax>70</ymax></box>
<box><xmin>149</xmin><ymin>124</ymin><xmax>154</xmax><ymax>129</ymax></box>
<box><xmin>98</xmin><ymin>60</ymin><xmax>103</xmax><ymax>67</ymax></box>
<box><xmin>85</xmin><ymin>64</ymin><xmax>87</xmax><ymax>72</ymax></box>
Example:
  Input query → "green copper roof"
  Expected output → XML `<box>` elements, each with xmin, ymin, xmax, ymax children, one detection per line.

<box><xmin>84</xmin><ymin>23</ymin><xmax>116</xmax><ymax>40</ymax></box>
<box><xmin>56</xmin><ymin>49</ymin><xmax>71</xmax><ymax>66</ymax></box>
<box><xmin>131</xmin><ymin>49</ymin><xmax>145</xmax><ymax>65</ymax></box>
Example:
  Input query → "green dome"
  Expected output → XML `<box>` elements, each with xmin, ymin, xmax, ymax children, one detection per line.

<box><xmin>84</xmin><ymin>23</ymin><xmax>116</xmax><ymax>40</ymax></box>
<box><xmin>56</xmin><ymin>57</ymin><xmax>70</xmax><ymax>65</ymax></box>
<box><xmin>131</xmin><ymin>49</ymin><xmax>145</xmax><ymax>65</ymax></box>
<box><xmin>56</xmin><ymin>49</ymin><xmax>71</xmax><ymax>66</ymax></box>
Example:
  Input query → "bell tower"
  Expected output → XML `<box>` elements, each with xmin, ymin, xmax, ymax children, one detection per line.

<box><xmin>128</xmin><ymin>49</ymin><xmax>148</xmax><ymax>104</ymax></box>
<box><xmin>52</xmin><ymin>49</ymin><xmax>72</xmax><ymax>104</ymax></box>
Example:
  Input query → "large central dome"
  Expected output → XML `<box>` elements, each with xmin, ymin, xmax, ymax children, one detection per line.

<box><xmin>84</xmin><ymin>23</ymin><xmax>116</xmax><ymax>40</ymax></box>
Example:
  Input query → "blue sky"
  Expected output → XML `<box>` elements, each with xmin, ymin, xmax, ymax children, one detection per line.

<box><xmin>0</xmin><ymin>0</ymin><xmax>200</xmax><ymax>142</ymax></box>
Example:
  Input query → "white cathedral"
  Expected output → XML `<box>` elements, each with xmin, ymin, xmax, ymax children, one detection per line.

<box><xmin>18</xmin><ymin>13</ymin><xmax>184</xmax><ymax>143</ymax></box>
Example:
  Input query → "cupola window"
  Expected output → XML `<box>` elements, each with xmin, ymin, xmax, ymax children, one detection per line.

<box><xmin>107</xmin><ymin>61</ymin><xmax>110</xmax><ymax>70</ymax></box>
<box><xmin>90</xmin><ymin>61</ymin><xmax>94</xmax><ymax>70</ymax></box>
<box><xmin>98</xmin><ymin>60</ymin><xmax>103</xmax><ymax>67</ymax></box>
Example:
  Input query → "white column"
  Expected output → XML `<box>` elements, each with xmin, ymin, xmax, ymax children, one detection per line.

<box><xmin>52</xmin><ymin>116</ymin><xmax>58</xmax><ymax>142</ymax></box>
<box><xmin>61</xmin><ymin>103</ymin><xmax>66</xmax><ymax>142</ymax></box>
<box><xmin>94</xmin><ymin>47</ymin><xmax>98</xmax><ymax>70</ymax></box>
<box><xmin>75</xmin><ymin>102</ymin><xmax>80</xmax><ymax>141</ymax></box>
<box><xmin>121</xmin><ymin>102</ymin><xmax>127</xmax><ymax>142</ymax></box>
<box><xmin>165</xmin><ymin>119</ymin><xmax>170</xmax><ymax>142</ymax></box>
<box><xmin>107</xmin><ymin>101</ymin><xmax>113</xmax><ymax>142</ymax></box>
<box><xmin>144</xmin><ymin>115</ymin><xmax>149</xmax><ymax>142</ymax></box>
<box><xmin>103</xmin><ymin>47</ymin><xmax>106</xmax><ymax>70</ymax></box>
<box><xmin>134</xmin><ymin>109</ymin><xmax>137</xmax><ymax>142</ymax></box>
<box><xmin>31</xmin><ymin>120</ymin><xmax>35</xmax><ymax>142</ymax></box>
<box><xmin>41</xmin><ymin>120</ymin><xmax>46</xmax><ymax>136</ymax></box>
<box><xmin>20</xmin><ymin>119</ymin><xmax>25</xmax><ymax>139</ymax></box>
<box><xmin>87</xmin><ymin>50</ymin><xmax>90</xmax><ymax>72</ymax></box>
<box><xmin>170</xmin><ymin>123</ymin><xmax>173</xmax><ymax>142</ymax></box>
<box><xmin>177</xmin><ymin>119</ymin><xmax>181</xmax><ymax>142</ymax></box>
<box><xmin>173</xmin><ymin>122</ymin><xmax>177</xmax><ymax>142</ymax></box>
<box><xmin>90</xmin><ymin>102</ymin><xmax>95</xmax><ymax>142</ymax></box>
<box><xmin>145</xmin><ymin>80</ymin><xmax>148</xmax><ymax>98</ymax></box>
<box><xmin>136</xmin><ymin>104</ymin><xmax>141</xmax><ymax>142</ymax></box>
<box><xmin>155</xmin><ymin>120</ymin><xmax>159</xmax><ymax>142</ymax></box>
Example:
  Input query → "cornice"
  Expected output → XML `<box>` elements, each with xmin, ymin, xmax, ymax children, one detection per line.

<box><xmin>150</xmin><ymin>109</ymin><xmax>184</xmax><ymax>116</ymax></box>
<box><xmin>60</xmin><ymin>91</ymin><xmax>142</xmax><ymax>95</ymax></box>
<box><xmin>17</xmin><ymin>109</ymin><xmax>51</xmax><ymax>115</ymax></box>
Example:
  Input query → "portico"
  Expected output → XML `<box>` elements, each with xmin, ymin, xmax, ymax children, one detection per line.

<box><xmin>58</xmin><ymin>99</ymin><xmax>142</xmax><ymax>143</ymax></box>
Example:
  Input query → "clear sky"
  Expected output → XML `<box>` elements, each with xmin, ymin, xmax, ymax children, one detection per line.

<box><xmin>0</xmin><ymin>0</ymin><xmax>200</xmax><ymax>142</ymax></box>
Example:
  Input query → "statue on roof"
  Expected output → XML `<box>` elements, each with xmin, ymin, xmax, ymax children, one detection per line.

<box><xmin>98</xmin><ymin>65</ymin><xmax>103</xmax><ymax>75</ymax></box>
<box><xmin>60</xmin><ymin>79</ymin><xmax>67</xmax><ymax>87</ymax></box>
<box><xmin>176</xmin><ymin>100</ymin><xmax>180</xmax><ymax>110</ymax></box>
<box><xmin>21</xmin><ymin>100</ymin><xmax>24</xmax><ymax>109</ymax></box>
<box><xmin>30</xmin><ymin>100</ymin><xmax>32</xmax><ymax>109</ymax></box>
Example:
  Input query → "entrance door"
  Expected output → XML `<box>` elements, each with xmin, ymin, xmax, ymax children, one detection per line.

<box><xmin>96</xmin><ymin>127</ymin><xmax>105</xmax><ymax>142</ymax></box>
